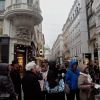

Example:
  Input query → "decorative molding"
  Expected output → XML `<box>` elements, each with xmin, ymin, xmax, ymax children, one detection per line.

<box><xmin>16</xmin><ymin>27</ymin><xmax>31</xmax><ymax>40</ymax></box>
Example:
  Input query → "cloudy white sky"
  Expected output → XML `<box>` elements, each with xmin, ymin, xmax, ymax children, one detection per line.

<box><xmin>40</xmin><ymin>0</ymin><xmax>74</xmax><ymax>48</ymax></box>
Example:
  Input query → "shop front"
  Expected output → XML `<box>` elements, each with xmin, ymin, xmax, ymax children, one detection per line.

<box><xmin>14</xmin><ymin>44</ymin><xmax>36</xmax><ymax>73</ymax></box>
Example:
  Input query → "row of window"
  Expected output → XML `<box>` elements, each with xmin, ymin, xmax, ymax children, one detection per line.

<box><xmin>0</xmin><ymin>0</ymin><xmax>35</xmax><ymax>11</ymax></box>
<box><xmin>69</xmin><ymin>3</ymin><xmax>80</xmax><ymax>22</ymax></box>
<box><xmin>13</xmin><ymin>0</ymin><xmax>33</xmax><ymax>4</ymax></box>
<box><xmin>66</xmin><ymin>31</ymin><xmax>80</xmax><ymax>44</ymax></box>
<box><xmin>71</xmin><ymin>44</ymin><xmax>81</xmax><ymax>57</ymax></box>
<box><xmin>87</xmin><ymin>0</ymin><xmax>94</xmax><ymax>17</ymax></box>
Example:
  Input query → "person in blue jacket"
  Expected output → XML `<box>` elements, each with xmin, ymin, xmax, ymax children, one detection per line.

<box><xmin>65</xmin><ymin>59</ymin><xmax>80</xmax><ymax>100</ymax></box>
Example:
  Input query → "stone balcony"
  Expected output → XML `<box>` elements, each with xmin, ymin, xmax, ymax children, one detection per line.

<box><xmin>4</xmin><ymin>3</ymin><xmax>43</xmax><ymax>26</ymax></box>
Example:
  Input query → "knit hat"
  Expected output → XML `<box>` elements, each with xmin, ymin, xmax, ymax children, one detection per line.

<box><xmin>25</xmin><ymin>61</ymin><xmax>36</xmax><ymax>71</ymax></box>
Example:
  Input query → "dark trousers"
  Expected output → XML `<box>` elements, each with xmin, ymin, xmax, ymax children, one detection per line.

<box><xmin>0</xmin><ymin>98</ymin><xmax>10</xmax><ymax>100</ymax></box>
<box><xmin>0</xmin><ymin>97</ymin><xmax>15</xmax><ymax>100</ymax></box>
<box><xmin>41</xmin><ymin>91</ymin><xmax>45</xmax><ymax>100</ymax></box>
<box><xmin>67</xmin><ymin>89</ymin><xmax>80</xmax><ymax>100</ymax></box>
<box><xmin>46</xmin><ymin>92</ymin><xmax>65</xmax><ymax>100</ymax></box>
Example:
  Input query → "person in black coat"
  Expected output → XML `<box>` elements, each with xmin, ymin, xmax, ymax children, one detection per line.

<box><xmin>22</xmin><ymin>61</ymin><xmax>42</xmax><ymax>100</ymax></box>
<box><xmin>0</xmin><ymin>63</ymin><xmax>18</xmax><ymax>100</ymax></box>
<box><xmin>44</xmin><ymin>62</ymin><xmax>65</xmax><ymax>100</ymax></box>
<box><xmin>10</xmin><ymin>60</ymin><xmax>22</xmax><ymax>100</ymax></box>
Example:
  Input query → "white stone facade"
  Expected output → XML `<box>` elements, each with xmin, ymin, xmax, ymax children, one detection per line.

<box><xmin>51</xmin><ymin>34</ymin><xmax>64</xmax><ymax>64</ymax></box>
<box><xmin>0</xmin><ymin>0</ymin><xmax>44</xmax><ymax>67</ymax></box>
<box><xmin>88</xmin><ymin>0</ymin><xmax>100</xmax><ymax>67</ymax></box>
<box><xmin>44</xmin><ymin>47</ymin><xmax>51</xmax><ymax>61</ymax></box>
<box><xmin>62</xmin><ymin>0</ymin><xmax>89</xmax><ymax>62</ymax></box>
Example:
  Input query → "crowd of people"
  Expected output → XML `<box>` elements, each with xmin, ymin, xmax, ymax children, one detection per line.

<box><xmin>0</xmin><ymin>59</ymin><xmax>100</xmax><ymax>100</ymax></box>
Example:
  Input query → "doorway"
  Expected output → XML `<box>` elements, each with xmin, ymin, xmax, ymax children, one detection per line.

<box><xmin>14</xmin><ymin>44</ymin><xmax>26</xmax><ymax>74</ymax></box>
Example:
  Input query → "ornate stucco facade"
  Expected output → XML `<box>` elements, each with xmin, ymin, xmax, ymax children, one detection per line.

<box><xmin>87</xmin><ymin>0</ymin><xmax>100</xmax><ymax>67</ymax></box>
<box><xmin>0</xmin><ymin>0</ymin><xmax>45</xmax><ymax>71</ymax></box>
<box><xmin>62</xmin><ymin>0</ymin><xmax>89</xmax><ymax>62</ymax></box>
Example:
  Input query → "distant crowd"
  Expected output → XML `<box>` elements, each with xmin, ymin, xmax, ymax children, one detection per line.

<box><xmin>0</xmin><ymin>59</ymin><xmax>100</xmax><ymax>100</ymax></box>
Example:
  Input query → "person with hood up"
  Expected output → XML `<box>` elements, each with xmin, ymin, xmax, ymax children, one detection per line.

<box><xmin>78</xmin><ymin>64</ymin><xmax>95</xmax><ymax>100</ymax></box>
<box><xmin>22</xmin><ymin>61</ymin><xmax>42</xmax><ymax>100</ymax></box>
<box><xmin>65</xmin><ymin>59</ymin><xmax>80</xmax><ymax>100</ymax></box>
<box><xmin>0</xmin><ymin>63</ymin><xmax>18</xmax><ymax>100</ymax></box>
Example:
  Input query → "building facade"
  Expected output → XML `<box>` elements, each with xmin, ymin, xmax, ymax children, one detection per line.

<box><xmin>51</xmin><ymin>34</ymin><xmax>64</xmax><ymax>64</ymax></box>
<box><xmin>0</xmin><ymin>0</ymin><xmax>44</xmax><ymax>72</ymax></box>
<box><xmin>62</xmin><ymin>0</ymin><xmax>89</xmax><ymax>63</ymax></box>
<box><xmin>87</xmin><ymin>0</ymin><xmax>100</xmax><ymax>67</ymax></box>
<box><xmin>44</xmin><ymin>47</ymin><xmax>51</xmax><ymax>61</ymax></box>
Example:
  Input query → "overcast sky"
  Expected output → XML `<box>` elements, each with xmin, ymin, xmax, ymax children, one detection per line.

<box><xmin>40</xmin><ymin>0</ymin><xmax>74</xmax><ymax>48</ymax></box>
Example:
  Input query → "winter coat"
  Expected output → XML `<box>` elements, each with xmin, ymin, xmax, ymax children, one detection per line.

<box><xmin>44</xmin><ymin>69</ymin><xmax>65</xmax><ymax>100</ymax></box>
<box><xmin>78</xmin><ymin>74</ymin><xmax>95</xmax><ymax>100</ymax></box>
<box><xmin>44</xmin><ymin>79</ymin><xmax>65</xmax><ymax>93</ymax></box>
<box><xmin>78</xmin><ymin>64</ymin><xmax>95</xmax><ymax>100</ymax></box>
<box><xmin>0</xmin><ymin>63</ymin><xmax>16</xmax><ymax>100</ymax></box>
<box><xmin>22</xmin><ymin>71</ymin><xmax>41</xmax><ymax>100</ymax></box>
<box><xmin>10</xmin><ymin>69</ymin><xmax>21</xmax><ymax>100</ymax></box>
<box><xmin>65</xmin><ymin>60</ymin><xmax>80</xmax><ymax>90</ymax></box>
<box><xmin>44</xmin><ymin>79</ymin><xmax>65</xmax><ymax>100</ymax></box>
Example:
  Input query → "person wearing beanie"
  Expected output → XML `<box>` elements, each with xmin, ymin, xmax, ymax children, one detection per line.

<box><xmin>22</xmin><ymin>61</ymin><xmax>42</xmax><ymax>100</ymax></box>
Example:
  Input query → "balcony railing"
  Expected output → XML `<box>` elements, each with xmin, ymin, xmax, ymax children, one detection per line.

<box><xmin>5</xmin><ymin>3</ymin><xmax>41</xmax><ymax>14</ymax></box>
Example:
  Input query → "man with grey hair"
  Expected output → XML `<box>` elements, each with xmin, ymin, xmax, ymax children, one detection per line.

<box><xmin>22</xmin><ymin>61</ymin><xmax>42</xmax><ymax>100</ymax></box>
